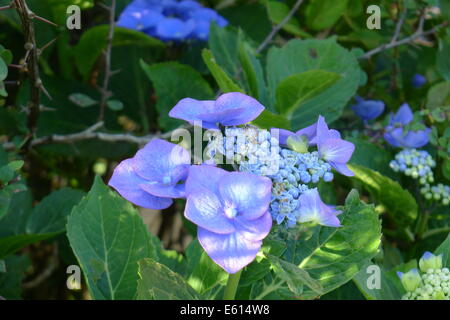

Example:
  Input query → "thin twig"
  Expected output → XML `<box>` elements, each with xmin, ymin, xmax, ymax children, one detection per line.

<box><xmin>256</xmin><ymin>0</ymin><xmax>304</xmax><ymax>54</ymax></box>
<box><xmin>22</xmin><ymin>245</ymin><xmax>59</xmax><ymax>290</ymax></box>
<box><xmin>98</xmin><ymin>0</ymin><xmax>116</xmax><ymax>122</ymax></box>
<box><xmin>361</xmin><ymin>20</ymin><xmax>449</xmax><ymax>59</ymax></box>
<box><xmin>2</xmin><ymin>124</ymin><xmax>191</xmax><ymax>151</ymax></box>
<box><xmin>0</xmin><ymin>4</ymin><xmax>12</xmax><ymax>11</ymax></box>
<box><xmin>391</xmin><ymin>2</ymin><xmax>408</xmax><ymax>44</ymax></box>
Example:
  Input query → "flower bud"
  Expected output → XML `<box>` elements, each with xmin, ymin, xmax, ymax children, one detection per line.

<box><xmin>419</xmin><ymin>252</ymin><xmax>443</xmax><ymax>272</ymax></box>
<box><xmin>397</xmin><ymin>268</ymin><xmax>422</xmax><ymax>292</ymax></box>
<box><xmin>287</xmin><ymin>134</ymin><xmax>309</xmax><ymax>154</ymax></box>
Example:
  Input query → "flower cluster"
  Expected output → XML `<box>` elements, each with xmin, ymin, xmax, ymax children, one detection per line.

<box><xmin>384</xmin><ymin>103</ymin><xmax>431</xmax><ymax>148</ymax></box>
<box><xmin>390</xmin><ymin>149</ymin><xmax>435</xmax><ymax>183</ymax></box>
<box><xmin>109</xmin><ymin>92</ymin><xmax>355</xmax><ymax>273</ymax></box>
<box><xmin>398</xmin><ymin>252</ymin><xmax>449</xmax><ymax>300</ymax></box>
<box><xmin>420</xmin><ymin>183</ymin><xmax>450</xmax><ymax>206</ymax></box>
<box><xmin>117</xmin><ymin>0</ymin><xmax>228</xmax><ymax>42</ymax></box>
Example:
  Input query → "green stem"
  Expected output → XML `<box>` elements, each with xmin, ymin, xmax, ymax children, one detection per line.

<box><xmin>223</xmin><ymin>270</ymin><xmax>242</xmax><ymax>300</ymax></box>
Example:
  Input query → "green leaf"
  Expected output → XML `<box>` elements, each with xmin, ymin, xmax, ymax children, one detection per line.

<box><xmin>106</xmin><ymin>99</ymin><xmax>124</xmax><ymax>111</ymax></box>
<box><xmin>26</xmin><ymin>188</ymin><xmax>85</xmax><ymax>234</ymax></box>
<box><xmin>353</xmin><ymin>263</ymin><xmax>403</xmax><ymax>300</ymax></box>
<box><xmin>202</xmin><ymin>49</ymin><xmax>244</xmax><ymax>93</ymax></box>
<box><xmin>0</xmin><ymin>57</ymin><xmax>7</xmax><ymax>82</ymax></box>
<box><xmin>251</xmin><ymin>110</ymin><xmax>291</xmax><ymax>130</ymax></box>
<box><xmin>348</xmin><ymin>164</ymin><xmax>418</xmax><ymax>227</ymax></box>
<box><xmin>275</xmin><ymin>70</ymin><xmax>341</xmax><ymax>117</ymax></box>
<box><xmin>435</xmin><ymin>233</ymin><xmax>450</xmax><ymax>268</ymax></box>
<box><xmin>266</xmin><ymin>38</ymin><xmax>360</xmax><ymax>129</ymax></box>
<box><xmin>185</xmin><ymin>239</ymin><xmax>228</xmax><ymax>297</ymax></box>
<box><xmin>426</xmin><ymin>81</ymin><xmax>450</xmax><ymax>109</ymax></box>
<box><xmin>348</xmin><ymin>138</ymin><xmax>398</xmax><ymax>179</ymax></box>
<box><xmin>75</xmin><ymin>25</ymin><xmax>164</xmax><ymax>80</ymax></box>
<box><xmin>282</xmin><ymin>190</ymin><xmax>382</xmax><ymax>299</ymax></box>
<box><xmin>268</xmin><ymin>255</ymin><xmax>324</xmax><ymax>296</ymax></box>
<box><xmin>266</xmin><ymin>1</ymin><xmax>309</xmax><ymax>37</ymax></box>
<box><xmin>305</xmin><ymin>0</ymin><xmax>349</xmax><ymax>30</ymax></box>
<box><xmin>137</xmin><ymin>258</ymin><xmax>201</xmax><ymax>300</ymax></box>
<box><xmin>141</xmin><ymin>60</ymin><xmax>214</xmax><ymax>130</ymax></box>
<box><xmin>67</xmin><ymin>176</ymin><xmax>152</xmax><ymax>300</ymax></box>
<box><xmin>437</xmin><ymin>38</ymin><xmax>450</xmax><ymax>82</ymax></box>
<box><xmin>68</xmin><ymin>93</ymin><xmax>98</xmax><ymax>108</ymax></box>
<box><xmin>0</xmin><ymin>254</ymin><xmax>30</xmax><ymax>299</ymax></box>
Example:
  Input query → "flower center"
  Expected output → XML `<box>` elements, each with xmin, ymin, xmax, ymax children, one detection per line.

<box><xmin>224</xmin><ymin>207</ymin><xmax>238</xmax><ymax>219</ymax></box>
<box><xmin>162</xmin><ymin>176</ymin><xmax>172</xmax><ymax>185</ymax></box>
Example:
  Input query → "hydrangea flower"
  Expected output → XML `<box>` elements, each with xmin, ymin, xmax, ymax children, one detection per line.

<box><xmin>184</xmin><ymin>165</ymin><xmax>272</xmax><ymax>274</ymax></box>
<box><xmin>117</xmin><ymin>0</ymin><xmax>228</xmax><ymax>42</ymax></box>
<box><xmin>169</xmin><ymin>92</ymin><xmax>265</xmax><ymax>130</ymax></box>
<box><xmin>412</xmin><ymin>74</ymin><xmax>426</xmax><ymax>88</ymax></box>
<box><xmin>419</xmin><ymin>252</ymin><xmax>443</xmax><ymax>272</ymax></box>
<box><xmin>384</xmin><ymin>103</ymin><xmax>431</xmax><ymax>148</ymax></box>
<box><xmin>296</xmin><ymin>188</ymin><xmax>341</xmax><ymax>227</ymax></box>
<box><xmin>350</xmin><ymin>96</ymin><xmax>385</xmax><ymax>121</ymax></box>
<box><xmin>109</xmin><ymin>139</ymin><xmax>191</xmax><ymax>210</ymax></box>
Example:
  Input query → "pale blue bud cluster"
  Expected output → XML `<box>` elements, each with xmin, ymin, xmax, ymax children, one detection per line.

<box><xmin>420</xmin><ymin>183</ymin><xmax>450</xmax><ymax>206</ymax></box>
<box><xmin>390</xmin><ymin>149</ymin><xmax>435</xmax><ymax>182</ymax></box>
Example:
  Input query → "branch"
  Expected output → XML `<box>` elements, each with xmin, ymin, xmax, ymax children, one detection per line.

<box><xmin>361</xmin><ymin>20</ymin><xmax>450</xmax><ymax>60</ymax></box>
<box><xmin>98</xmin><ymin>0</ymin><xmax>116</xmax><ymax>122</ymax></box>
<box><xmin>391</xmin><ymin>2</ymin><xmax>408</xmax><ymax>44</ymax></box>
<box><xmin>256</xmin><ymin>0</ymin><xmax>304</xmax><ymax>54</ymax></box>
<box><xmin>2</xmin><ymin>123</ymin><xmax>191</xmax><ymax>151</ymax></box>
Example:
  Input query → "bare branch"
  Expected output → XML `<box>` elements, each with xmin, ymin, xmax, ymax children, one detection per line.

<box><xmin>360</xmin><ymin>20</ymin><xmax>449</xmax><ymax>60</ymax></box>
<box><xmin>391</xmin><ymin>2</ymin><xmax>408</xmax><ymax>44</ymax></box>
<box><xmin>256</xmin><ymin>0</ymin><xmax>304</xmax><ymax>54</ymax></box>
<box><xmin>98</xmin><ymin>0</ymin><xmax>117</xmax><ymax>122</ymax></box>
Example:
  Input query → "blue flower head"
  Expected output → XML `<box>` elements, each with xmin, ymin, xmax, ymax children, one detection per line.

<box><xmin>351</xmin><ymin>96</ymin><xmax>385</xmax><ymax>121</ymax></box>
<box><xmin>412</xmin><ymin>74</ymin><xmax>426</xmax><ymax>88</ymax></box>
<box><xmin>109</xmin><ymin>139</ymin><xmax>191</xmax><ymax>210</ymax></box>
<box><xmin>384</xmin><ymin>103</ymin><xmax>431</xmax><ymax>148</ymax></box>
<box><xmin>184</xmin><ymin>165</ymin><xmax>272</xmax><ymax>274</ymax></box>
<box><xmin>117</xmin><ymin>0</ymin><xmax>228</xmax><ymax>42</ymax></box>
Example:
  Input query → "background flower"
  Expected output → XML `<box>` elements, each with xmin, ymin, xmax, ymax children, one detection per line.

<box><xmin>351</xmin><ymin>96</ymin><xmax>385</xmax><ymax>121</ymax></box>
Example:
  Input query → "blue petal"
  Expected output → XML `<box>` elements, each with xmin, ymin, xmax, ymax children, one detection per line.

<box><xmin>169</xmin><ymin>98</ymin><xmax>218</xmax><ymax>129</ymax></box>
<box><xmin>297</xmin><ymin>188</ymin><xmax>341</xmax><ymax>227</ymax></box>
<box><xmin>351</xmin><ymin>98</ymin><xmax>385</xmax><ymax>121</ymax></box>
<box><xmin>234</xmin><ymin>211</ymin><xmax>272</xmax><ymax>242</ymax></box>
<box><xmin>133</xmin><ymin>139</ymin><xmax>191</xmax><ymax>182</ymax></box>
<box><xmin>218</xmin><ymin>172</ymin><xmax>272</xmax><ymax>220</ymax></box>
<box><xmin>155</xmin><ymin>17</ymin><xmax>194</xmax><ymax>41</ymax></box>
<box><xmin>392</xmin><ymin>103</ymin><xmax>413</xmax><ymax>125</ymax></box>
<box><xmin>184</xmin><ymin>189</ymin><xmax>235</xmax><ymax>234</ymax></box>
<box><xmin>185</xmin><ymin>165</ymin><xmax>227</xmax><ymax>196</ymax></box>
<box><xmin>109</xmin><ymin>159</ymin><xmax>173</xmax><ymax>209</ymax></box>
<box><xmin>214</xmin><ymin>92</ymin><xmax>265</xmax><ymax>126</ymax></box>
<box><xmin>198</xmin><ymin>227</ymin><xmax>263</xmax><ymax>274</ymax></box>
<box><xmin>318</xmin><ymin>138</ymin><xmax>355</xmax><ymax>164</ymax></box>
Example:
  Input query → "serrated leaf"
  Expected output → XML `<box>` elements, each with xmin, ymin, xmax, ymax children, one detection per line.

<box><xmin>282</xmin><ymin>190</ymin><xmax>382</xmax><ymax>299</ymax></box>
<box><xmin>266</xmin><ymin>1</ymin><xmax>308</xmax><ymax>37</ymax></box>
<box><xmin>266</xmin><ymin>38</ymin><xmax>360</xmax><ymax>129</ymax></box>
<box><xmin>275</xmin><ymin>70</ymin><xmax>341</xmax><ymax>117</ymax></box>
<box><xmin>305</xmin><ymin>0</ymin><xmax>349</xmax><ymax>30</ymax></box>
<box><xmin>348</xmin><ymin>164</ymin><xmax>418</xmax><ymax>226</ymax></box>
<box><xmin>137</xmin><ymin>258</ymin><xmax>201</xmax><ymax>300</ymax></box>
<box><xmin>141</xmin><ymin>60</ymin><xmax>214</xmax><ymax>130</ymax></box>
<box><xmin>26</xmin><ymin>188</ymin><xmax>85</xmax><ymax>234</ymax></box>
<box><xmin>202</xmin><ymin>49</ymin><xmax>244</xmax><ymax>93</ymax></box>
<box><xmin>66</xmin><ymin>176</ymin><xmax>152</xmax><ymax>300</ymax></box>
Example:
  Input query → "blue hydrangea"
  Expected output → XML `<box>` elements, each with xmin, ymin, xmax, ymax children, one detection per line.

<box><xmin>420</xmin><ymin>183</ymin><xmax>450</xmax><ymax>206</ymax></box>
<box><xmin>390</xmin><ymin>148</ymin><xmax>435</xmax><ymax>183</ymax></box>
<box><xmin>208</xmin><ymin>126</ymin><xmax>337</xmax><ymax>229</ymax></box>
<box><xmin>117</xmin><ymin>0</ymin><xmax>228</xmax><ymax>42</ymax></box>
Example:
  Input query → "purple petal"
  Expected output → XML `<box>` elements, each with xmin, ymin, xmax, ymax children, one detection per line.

<box><xmin>155</xmin><ymin>17</ymin><xmax>194</xmax><ymax>41</ymax></box>
<box><xmin>384</xmin><ymin>127</ymin><xmax>403</xmax><ymax>148</ymax></box>
<box><xmin>235</xmin><ymin>211</ymin><xmax>272</xmax><ymax>242</ymax></box>
<box><xmin>318</xmin><ymin>138</ymin><xmax>355</xmax><ymax>164</ymax></box>
<box><xmin>169</xmin><ymin>98</ymin><xmax>217</xmax><ymax>129</ymax></box>
<box><xmin>185</xmin><ymin>165</ymin><xmax>227</xmax><ymax>196</ymax></box>
<box><xmin>184</xmin><ymin>190</ymin><xmax>235</xmax><ymax>234</ymax></box>
<box><xmin>198</xmin><ymin>227</ymin><xmax>263</xmax><ymax>274</ymax></box>
<box><xmin>295</xmin><ymin>122</ymin><xmax>317</xmax><ymax>144</ymax></box>
<box><xmin>330</xmin><ymin>162</ymin><xmax>355</xmax><ymax>177</ymax></box>
<box><xmin>109</xmin><ymin>159</ymin><xmax>173</xmax><ymax>210</ymax></box>
<box><xmin>140</xmin><ymin>182</ymin><xmax>185</xmax><ymax>198</ymax></box>
<box><xmin>297</xmin><ymin>188</ymin><xmax>341</xmax><ymax>227</ymax></box>
<box><xmin>133</xmin><ymin>139</ymin><xmax>190</xmax><ymax>183</ymax></box>
<box><xmin>214</xmin><ymin>92</ymin><xmax>265</xmax><ymax>126</ymax></box>
<box><xmin>392</xmin><ymin>103</ymin><xmax>413</xmax><ymax>125</ymax></box>
<box><xmin>219</xmin><ymin>172</ymin><xmax>272</xmax><ymax>220</ymax></box>
<box><xmin>351</xmin><ymin>98</ymin><xmax>385</xmax><ymax>121</ymax></box>
<box><xmin>197</xmin><ymin>107</ymin><xmax>247</xmax><ymax>124</ymax></box>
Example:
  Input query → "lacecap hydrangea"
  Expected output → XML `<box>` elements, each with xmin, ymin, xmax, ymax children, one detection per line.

<box><xmin>109</xmin><ymin>92</ymin><xmax>354</xmax><ymax>274</ymax></box>
<box><xmin>117</xmin><ymin>0</ymin><xmax>228</xmax><ymax>42</ymax></box>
